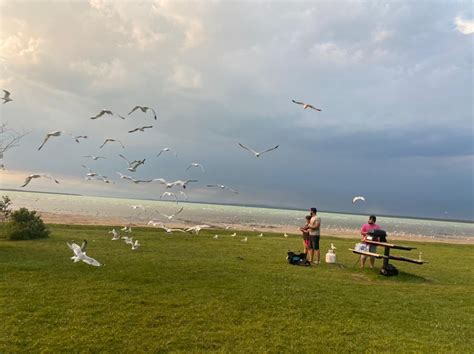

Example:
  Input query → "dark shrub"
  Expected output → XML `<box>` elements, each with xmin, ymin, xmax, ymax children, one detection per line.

<box><xmin>4</xmin><ymin>208</ymin><xmax>49</xmax><ymax>240</ymax></box>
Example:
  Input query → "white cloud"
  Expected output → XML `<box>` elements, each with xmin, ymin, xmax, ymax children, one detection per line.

<box><xmin>69</xmin><ymin>58</ymin><xmax>127</xmax><ymax>90</ymax></box>
<box><xmin>0</xmin><ymin>21</ymin><xmax>45</xmax><ymax>65</ymax></box>
<box><xmin>309</xmin><ymin>42</ymin><xmax>364</xmax><ymax>64</ymax></box>
<box><xmin>169</xmin><ymin>64</ymin><xmax>202</xmax><ymax>89</ymax></box>
<box><xmin>455</xmin><ymin>16</ymin><xmax>474</xmax><ymax>34</ymax></box>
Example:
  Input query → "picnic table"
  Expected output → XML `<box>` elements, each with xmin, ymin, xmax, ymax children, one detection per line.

<box><xmin>349</xmin><ymin>239</ymin><xmax>427</xmax><ymax>276</ymax></box>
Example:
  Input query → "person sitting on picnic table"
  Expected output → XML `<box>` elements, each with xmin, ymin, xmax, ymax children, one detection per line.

<box><xmin>360</xmin><ymin>215</ymin><xmax>381</xmax><ymax>268</ymax></box>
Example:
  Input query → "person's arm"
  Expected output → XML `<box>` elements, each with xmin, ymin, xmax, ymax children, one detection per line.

<box><xmin>361</xmin><ymin>225</ymin><xmax>368</xmax><ymax>241</ymax></box>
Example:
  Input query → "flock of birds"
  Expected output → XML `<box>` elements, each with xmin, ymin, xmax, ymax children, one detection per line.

<box><xmin>2</xmin><ymin>88</ymin><xmax>367</xmax><ymax>267</ymax></box>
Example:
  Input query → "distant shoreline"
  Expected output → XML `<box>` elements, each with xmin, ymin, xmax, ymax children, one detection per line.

<box><xmin>1</xmin><ymin>188</ymin><xmax>473</xmax><ymax>224</ymax></box>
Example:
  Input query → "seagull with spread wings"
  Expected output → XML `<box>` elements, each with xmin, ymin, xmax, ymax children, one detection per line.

<box><xmin>185</xmin><ymin>224</ymin><xmax>210</xmax><ymax>234</ymax></box>
<box><xmin>238</xmin><ymin>143</ymin><xmax>279</xmax><ymax>158</ymax></box>
<box><xmin>83</xmin><ymin>155</ymin><xmax>106</xmax><ymax>160</ymax></box>
<box><xmin>128</xmin><ymin>126</ymin><xmax>153</xmax><ymax>133</ymax></box>
<box><xmin>160</xmin><ymin>191</ymin><xmax>178</xmax><ymax>204</ymax></box>
<box><xmin>21</xmin><ymin>174</ymin><xmax>59</xmax><ymax>187</ymax></box>
<box><xmin>116</xmin><ymin>172</ymin><xmax>152</xmax><ymax>184</ymax></box>
<box><xmin>186</xmin><ymin>162</ymin><xmax>205</xmax><ymax>173</ymax></box>
<box><xmin>157</xmin><ymin>206</ymin><xmax>184</xmax><ymax>220</ymax></box>
<box><xmin>291</xmin><ymin>99</ymin><xmax>322</xmax><ymax>111</ymax></box>
<box><xmin>128</xmin><ymin>105</ymin><xmax>157</xmax><ymax>120</ymax></box>
<box><xmin>119</xmin><ymin>154</ymin><xmax>145</xmax><ymax>172</ymax></box>
<box><xmin>100</xmin><ymin>138</ymin><xmax>125</xmax><ymax>149</ymax></box>
<box><xmin>71</xmin><ymin>135</ymin><xmax>88</xmax><ymax>143</ymax></box>
<box><xmin>154</xmin><ymin>178</ymin><xmax>197</xmax><ymax>189</ymax></box>
<box><xmin>67</xmin><ymin>240</ymin><xmax>102</xmax><ymax>267</ymax></box>
<box><xmin>38</xmin><ymin>131</ymin><xmax>64</xmax><ymax>150</ymax></box>
<box><xmin>2</xmin><ymin>89</ymin><xmax>12</xmax><ymax>104</ymax></box>
<box><xmin>90</xmin><ymin>109</ymin><xmax>113</xmax><ymax>119</ymax></box>
<box><xmin>109</xmin><ymin>228</ymin><xmax>121</xmax><ymax>240</ymax></box>
<box><xmin>156</xmin><ymin>147</ymin><xmax>177</xmax><ymax>158</ymax></box>
<box><xmin>352</xmin><ymin>196</ymin><xmax>366</xmax><ymax>204</ymax></box>
<box><xmin>206</xmin><ymin>184</ymin><xmax>239</xmax><ymax>194</ymax></box>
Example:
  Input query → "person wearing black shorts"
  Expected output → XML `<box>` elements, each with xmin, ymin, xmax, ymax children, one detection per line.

<box><xmin>308</xmin><ymin>207</ymin><xmax>321</xmax><ymax>264</ymax></box>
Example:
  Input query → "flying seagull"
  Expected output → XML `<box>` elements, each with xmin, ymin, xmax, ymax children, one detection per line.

<box><xmin>157</xmin><ymin>206</ymin><xmax>184</xmax><ymax>220</ymax></box>
<box><xmin>156</xmin><ymin>148</ymin><xmax>177</xmax><ymax>158</ymax></box>
<box><xmin>186</xmin><ymin>163</ymin><xmax>205</xmax><ymax>173</ymax></box>
<box><xmin>185</xmin><ymin>224</ymin><xmax>210</xmax><ymax>234</ymax></box>
<box><xmin>291</xmin><ymin>99</ymin><xmax>322</xmax><ymax>111</ymax></box>
<box><xmin>2</xmin><ymin>89</ymin><xmax>12</xmax><ymax>104</ymax></box>
<box><xmin>71</xmin><ymin>135</ymin><xmax>88</xmax><ymax>143</ymax></box>
<box><xmin>67</xmin><ymin>240</ymin><xmax>102</xmax><ymax>267</ymax></box>
<box><xmin>160</xmin><ymin>191</ymin><xmax>178</xmax><ymax>204</ymax></box>
<box><xmin>109</xmin><ymin>228</ymin><xmax>121</xmax><ymax>240</ymax></box>
<box><xmin>154</xmin><ymin>178</ymin><xmax>197</xmax><ymax>189</ymax></box>
<box><xmin>116</xmin><ymin>172</ymin><xmax>153</xmax><ymax>184</ymax></box>
<box><xmin>128</xmin><ymin>106</ymin><xmax>157</xmax><ymax>120</ymax></box>
<box><xmin>90</xmin><ymin>109</ymin><xmax>113</xmax><ymax>119</ymax></box>
<box><xmin>131</xmin><ymin>240</ymin><xmax>140</xmax><ymax>250</ymax></box>
<box><xmin>38</xmin><ymin>131</ymin><xmax>63</xmax><ymax>150</ymax></box>
<box><xmin>128</xmin><ymin>126</ymin><xmax>153</xmax><ymax>133</ymax></box>
<box><xmin>206</xmin><ymin>184</ymin><xmax>239</xmax><ymax>194</ymax></box>
<box><xmin>352</xmin><ymin>196</ymin><xmax>366</xmax><ymax>204</ymax></box>
<box><xmin>238</xmin><ymin>143</ymin><xmax>279</xmax><ymax>158</ymax></box>
<box><xmin>83</xmin><ymin>155</ymin><xmax>106</xmax><ymax>160</ymax></box>
<box><xmin>119</xmin><ymin>154</ymin><xmax>145</xmax><ymax>172</ymax></box>
<box><xmin>100</xmin><ymin>138</ymin><xmax>125</xmax><ymax>149</ymax></box>
<box><xmin>81</xmin><ymin>165</ymin><xmax>99</xmax><ymax>177</ymax></box>
<box><xmin>21</xmin><ymin>174</ymin><xmax>59</xmax><ymax>187</ymax></box>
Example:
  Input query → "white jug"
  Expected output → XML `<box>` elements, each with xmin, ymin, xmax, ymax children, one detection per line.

<box><xmin>325</xmin><ymin>249</ymin><xmax>336</xmax><ymax>264</ymax></box>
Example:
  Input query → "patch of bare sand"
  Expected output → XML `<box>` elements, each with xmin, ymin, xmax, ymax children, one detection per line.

<box><xmin>38</xmin><ymin>211</ymin><xmax>474</xmax><ymax>245</ymax></box>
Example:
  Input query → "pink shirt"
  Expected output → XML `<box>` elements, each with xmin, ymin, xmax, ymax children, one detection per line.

<box><xmin>361</xmin><ymin>223</ymin><xmax>380</xmax><ymax>241</ymax></box>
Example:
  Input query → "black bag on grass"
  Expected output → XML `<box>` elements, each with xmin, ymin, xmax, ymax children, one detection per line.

<box><xmin>287</xmin><ymin>251</ymin><xmax>311</xmax><ymax>266</ymax></box>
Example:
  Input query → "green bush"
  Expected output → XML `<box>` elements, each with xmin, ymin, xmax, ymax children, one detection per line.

<box><xmin>4</xmin><ymin>208</ymin><xmax>49</xmax><ymax>240</ymax></box>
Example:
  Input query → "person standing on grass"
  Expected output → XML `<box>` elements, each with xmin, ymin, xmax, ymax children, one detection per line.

<box><xmin>360</xmin><ymin>215</ymin><xmax>381</xmax><ymax>268</ymax></box>
<box><xmin>299</xmin><ymin>215</ymin><xmax>312</xmax><ymax>257</ymax></box>
<box><xmin>308</xmin><ymin>207</ymin><xmax>321</xmax><ymax>264</ymax></box>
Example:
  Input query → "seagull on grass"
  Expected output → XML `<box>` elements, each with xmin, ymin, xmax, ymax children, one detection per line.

<box><xmin>352</xmin><ymin>196</ymin><xmax>366</xmax><ymax>204</ymax></box>
<box><xmin>258</xmin><ymin>233</ymin><xmax>263</xmax><ymax>238</ymax></box>
<box><xmin>241</xmin><ymin>237</ymin><xmax>248</xmax><ymax>242</ymax></box>
<box><xmin>291</xmin><ymin>99</ymin><xmax>322</xmax><ymax>111</ymax></box>
<box><xmin>230</xmin><ymin>233</ymin><xmax>237</xmax><ymax>237</ymax></box>
<box><xmin>38</xmin><ymin>131</ymin><xmax>64</xmax><ymax>150</ymax></box>
<box><xmin>238</xmin><ymin>143</ymin><xmax>279</xmax><ymax>158</ymax></box>
<box><xmin>131</xmin><ymin>205</ymin><xmax>146</xmax><ymax>211</ymax></box>
<box><xmin>284</xmin><ymin>233</ymin><xmax>288</xmax><ymax>238</ymax></box>
<box><xmin>122</xmin><ymin>236</ymin><xmax>133</xmax><ymax>245</ymax></box>
<box><xmin>121</xmin><ymin>226</ymin><xmax>132</xmax><ymax>233</ymax></box>
<box><xmin>157</xmin><ymin>206</ymin><xmax>184</xmax><ymax>220</ymax></box>
<box><xmin>100</xmin><ymin>138</ymin><xmax>125</xmax><ymax>149</ymax></box>
<box><xmin>128</xmin><ymin>126</ymin><xmax>153</xmax><ymax>133</ymax></box>
<box><xmin>67</xmin><ymin>240</ymin><xmax>102</xmax><ymax>267</ymax></box>
<box><xmin>2</xmin><ymin>89</ymin><xmax>12</xmax><ymax>104</ymax></box>
<box><xmin>128</xmin><ymin>105</ymin><xmax>157</xmax><ymax>120</ymax></box>
<box><xmin>90</xmin><ymin>109</ymin><xmax>113</xmax><ymax>119</ymax></box>
<box><xmin>21</xmin><ymin>174</ymin><xmax>59</xmax><ymax>187</ymax></box>
<box><xmin>213</xmin><ymin>235</ymin><xmax>219</xmax><ymax>239</ymax></box>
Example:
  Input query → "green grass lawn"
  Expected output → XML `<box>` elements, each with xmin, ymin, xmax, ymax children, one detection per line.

<box><xmin>1</xmin><ymin>224</ymin><xmax>473</xmax><ymax>352</ymax></box>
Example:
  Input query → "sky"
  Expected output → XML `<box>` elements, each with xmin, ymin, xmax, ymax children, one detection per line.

<box><xmin>0</xmin><ymin>0</ymin><xmax>473</xmax><ymax>220</ymax></box>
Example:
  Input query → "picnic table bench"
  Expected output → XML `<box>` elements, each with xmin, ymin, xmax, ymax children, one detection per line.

<box><xmin>349</xmin><ymin>239</ymin><xmax>427</xmax><ymax>276</ymax></box>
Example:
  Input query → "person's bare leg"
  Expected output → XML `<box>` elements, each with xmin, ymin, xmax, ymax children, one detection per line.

<box><xmin>360</xmin><ymin>255</ymin><xmax>366</xmax><ymax>268</ymax></box>
<box><xmin>308</xmin><ymin>249</ymin><xmax>313</xmax><ymax>262</ymax></box>
<box><xmin>369</xmin><ymin>256</ymin><xmax>375</xmax><ymax>268</ymax></box>
<box><xmin>316</xmin><ymin>250</ymin><xmax>320</xmax><ymax>264</ymax></box>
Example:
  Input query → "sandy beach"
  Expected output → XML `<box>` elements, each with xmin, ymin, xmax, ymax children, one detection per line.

<box><xmin>38</xmin><ymin>211</ymin><xmax>474</xmax><ymax>245</ymax></box>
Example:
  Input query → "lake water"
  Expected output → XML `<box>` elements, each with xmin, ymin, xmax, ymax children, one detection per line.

<box><xmin>2</xmin><ymin>190</ymin><xmax>473</xmax><ymax>241</ymax></box>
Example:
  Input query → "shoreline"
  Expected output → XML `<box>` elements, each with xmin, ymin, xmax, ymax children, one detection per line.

<box><xmin>38</xmin><ymin>211</ymin><xmax>474</xmax><ymax>245</ymax></box>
